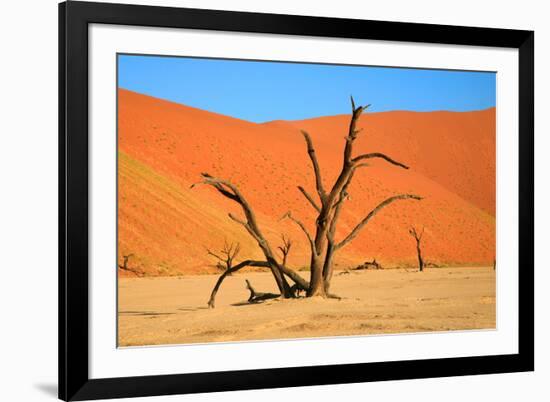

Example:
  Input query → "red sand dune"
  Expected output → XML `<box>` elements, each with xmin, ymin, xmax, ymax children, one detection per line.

<box><xmin>117</xmin><ymin>89</ymin><xmax>495</xmax><ymax>276</ymax></box>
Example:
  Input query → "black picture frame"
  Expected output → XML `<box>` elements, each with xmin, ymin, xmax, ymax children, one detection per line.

<box><xmin>59</xmin><ymin>1</ymin><xmax>534</xmax><ymax>400</ymax></box>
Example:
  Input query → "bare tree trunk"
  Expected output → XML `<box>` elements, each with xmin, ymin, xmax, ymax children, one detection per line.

<box><xmin>321</xmin><ymin>163</ymin><xmax>361</xmax><ymax>294</ymax></box>
<box><xmin>208</xmin><ymin>270</ymin><xmax>231</xmax><ymax>309</ymax></box>
<box><xmin>417</xmin><ymin>244</ymin><xmax>424</xmax><ymax>272</ymax></box>
<box><xmin>279</xmin><ymin>262</ymin><xmax>309</xmax><ymax>291</ymax></box>
<box><xmin>409</xmin><ymin>227</ymin><xmax>425</xmax><ymax>272</ymax></box>
<box><xmin>322</xmin><ymin>242</ymin><xmax>335</xmax><ymax>294</ymax></box>
<box><xmin>308</xmin><ymin>256</ymin><xmax>326</xmax><ymax>297</ymax></box>
<box><xmin>266</xmin><ymin>258</ymin><xmax>291</xmax><ymax>296</ymax></box>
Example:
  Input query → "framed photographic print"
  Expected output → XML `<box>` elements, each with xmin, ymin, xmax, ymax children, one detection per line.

<box><xmin>59</xmin><ymin>1</ymin><xmax>534</xmax><ymax>400</ymax></box>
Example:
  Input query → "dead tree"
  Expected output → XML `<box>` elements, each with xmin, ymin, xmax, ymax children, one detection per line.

<box><xmin>285</xmin><ymin>97</ymin><xmax>421</xmax><ymax>296</ymax></box>
<box><xmin>192</xmin><ymin>175</ymin><xmax>309</xmax><ymax>308</ymax></box>
<box><xmin>409</xmin><ymin>227</ymin><xmax>425</xmax><ymax>272</ymax></box>
<box><xmin>278</xmin><ymin>235</ymin><xmax>302</xmax><ymax>297</ymax></box>
<box><xmin>353</xmin><ymin>258</ymin><xmax>382</xmax><ymax>270</ymax></box>
<box><xmin>277</xmin><ymin>235</ymin><xmax>292</xmax><ymax>267</ymax></box>
<box><xmin>245</xmin><ymin>279</ymin><xmax>279</xmax><ymax>303</ymax></box>
<box><xmin>206</xmin><ymin>241</ymin><xmax>241</xmax><ymax>274</ymax></box>
<box><xmin>118</xmin><ymin>254</ymin><xmax>143</xmax><ymax>277</ymax></box>
<box><xmin>194</xmin><ymin>96</ymin><xmax>421</xmax><ymax>304</ymax></box>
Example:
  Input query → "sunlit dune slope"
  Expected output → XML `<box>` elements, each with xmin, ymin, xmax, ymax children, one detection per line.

<box><xmin>118</xmin><ymin>89</ymin><xmax>495</xmax><ymax>276</ymax></box>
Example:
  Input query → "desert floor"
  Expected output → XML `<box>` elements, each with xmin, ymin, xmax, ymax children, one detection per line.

<box><xmin>118</xmin><ymin>267</ymin><xmax>496</xmax><ymax>347</ymax></box>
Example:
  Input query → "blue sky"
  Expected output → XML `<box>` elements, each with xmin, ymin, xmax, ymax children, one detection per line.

<box><xmin>118</xmin><ymin>54</ymin><xmax>496</xmax><ymax>123</ymax></box>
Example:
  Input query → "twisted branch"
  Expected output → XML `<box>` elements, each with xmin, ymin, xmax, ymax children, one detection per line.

<box><xmin>301</xmin><ymin>130</ymin><xmax>326</xmax><ymax>203</ymax></box>
<box><xmin>335</xmin><ymin>194</ymin><xmax>422</xmax><ymax>250</ymax></box>
<box><xmin>409</xmin><ymin>226</ymin><xmax>425</xmax><ymax>241</ymax></box>
<box><xmin>280</xmin><ymin>211</ymin><xmax>316</xmax><ymax>255</ymax></box>
<box><xmin>352</xmin><ymin>153</ymin><xmax>409</xmax><ymax>169</ymax></box>
<box><xmin>207</xmin><ymin>260</ymin><xmax>270</xmax><ymax>308</ymax></box>
<box><xmin>277</xmin><ymin>235</ymin><xmax>292</xmax><ymax>267</ymax></box>
<box><xmin>298</xmin><ymin>186</ymin><xmax>321</xmax><ymax>212</ymax></box>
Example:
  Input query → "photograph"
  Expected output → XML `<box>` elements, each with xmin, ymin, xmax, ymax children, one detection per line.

<box><xmin>117</xmin><ymin>55</ymin><xmax>497</xmax><ymax>347</ymax></box>
<box><xmin>0</xmin><ymin>0</ymin><xmax>542</xmax><ymax>400</ymax></box>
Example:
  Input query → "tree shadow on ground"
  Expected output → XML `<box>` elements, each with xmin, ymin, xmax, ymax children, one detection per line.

<box><xmin>177</xmin><ymin>307</ymin><xmax>209</xmax><ymax>312</ymax></box>
<box><xmin>119</xmin><ymin>311</ymin><xmax>174</xmax><ymax>316</ymax></box>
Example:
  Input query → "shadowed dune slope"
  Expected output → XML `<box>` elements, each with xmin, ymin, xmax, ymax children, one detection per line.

<box><xmin>118</xmin><ymin>89</ymin><xmax>495</xmax><ymax>276</ymax></box>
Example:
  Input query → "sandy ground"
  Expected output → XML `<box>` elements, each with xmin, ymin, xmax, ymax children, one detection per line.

<box><xmin>118</xmin><ymin>267</ymin><xmax>495</xmax><ymax>347</ymax></box>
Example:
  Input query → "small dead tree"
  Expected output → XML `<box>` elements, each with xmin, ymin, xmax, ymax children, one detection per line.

<box><xmin>206</xmin><ymin>241</ymin><xmax>241</xmax><ymax>275</ymax></box>
<box><xmin>409</xmin><ymin>227</ymin><xmax>425</xmax><ymax>272</ymax></box>
<box><xmin>118</xmin><ymin>254</ymin><xmax>143</xmax><ymax>277</ymax></box>
<box><xmin>193</xmin><ymin>96</ymin><xmax>421</xmax><ymax>305</ymax></box>
<box><xmin>353</xmin><ymin>258</ymin><xmax>382</xmax><ymax>270</ymax></box>
<box><xmin>277</xmin><ymin>235</ymin><xmax>305</xmax><ymax>297</ymax></box>
<box><xmin>277</xmin><ymin>235</ymin><xmax>292</xmax><ymax>267</ymax></box>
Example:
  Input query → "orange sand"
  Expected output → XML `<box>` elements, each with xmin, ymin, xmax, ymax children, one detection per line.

<box><xmin>117</xmin><ymin>89</ymin><xmax>495</xmax><ymax>276</ymax></box>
